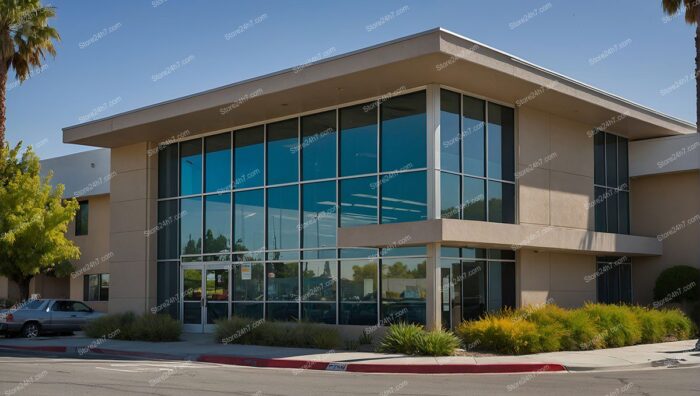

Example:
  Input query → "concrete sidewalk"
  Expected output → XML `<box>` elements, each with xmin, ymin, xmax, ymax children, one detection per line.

<box><xmin>0</xmin><ymin>333</ymin><xmax>698</xmax><ymax>374</ymax></box>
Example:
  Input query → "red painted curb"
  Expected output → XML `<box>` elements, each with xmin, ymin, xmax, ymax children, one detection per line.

<box><xmin>197</xmin><ymin>354</ymin><xmax>566</xmax><ymax>374</ymax></box>
<box><xmin>0</xmin><ymin>345</ymin><xmax>67</xmax><ymax>353</ymax></box>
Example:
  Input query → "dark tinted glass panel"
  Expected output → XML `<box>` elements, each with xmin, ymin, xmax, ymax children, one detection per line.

<box><xmin>339</xmin><ymin>248</ymin><xmax>377</xmax><ymax>259</ymax></box>
<box><xmin>382</xmin><ymin>302</ymin><xmax>425</xmax><ymax>325</ymax></box>
<box><xmin>180</xmin><ymin>139</ymin><xmax>202</xmax><ymax>195</ymax></box>
<box><xmin>233</xmin><ymin>263</ymin><xmax>264</xmax><ymax>301</ymax></box>
<box><xmin>462</xmin><ymin>248</ymin><xmax>487</xmax><ymax>259</ymax></box>
<box><xmin>619</xmin><ymin>191</ymin><xmax>629</xmax><ymax>235</ymax></box>
<box><xmin>605</xmin><ymin>133</ymin><xmax>618</xmax><ymax>188</ymax></box>
<box><xmin>487</xmin><ymin>262</ymin><xmax>515</xmax><ymax>311</ymax></box>
<box><xmin>462</xmin><ymin>261</ymin><xmax>486</xmax><ymax>320</ymax></box>
<box><xmin>267</xmin><ymin>186</ymin><xmax>299</xmax><ymax>251</ymax></box>
<box><xmin>204</xmin><ymin>194</ymin><xmax>231</xmax><ymax>254</ymax></box>
<box><xmin>463</xmin><ymin>177</ymin><xmax>486</xmax><ymax>221</ymax></box>
<box><xmin>302</xmin><ymin>261</ymin><xmax>337</xmax><ymax>301</ymax></box>
<box><xmin>594</xmin><ymin>186</ymin><xmax>607</xmax><ymax>232</ymax></box>
<box><xmin>441</xmin><ymin>172</ymin><xmax>461</xmax><ymax>219</ymax></box>
<box><xmin>488</xmin><ymin>250</ymin><xmax>515</xmax><ymax>261</ymax></box>
<box><xmin>158</xmin><ymin>144</ymin><xmax>178</xmax><ymax>198</ymax></box>
<box><xmin>620</xmin><ymin>263</ymin><xmax>632</xmax><ymax>303</ymax></box>
<box><xmin>440</xmin><ymin>90</ymin><xmax>461</xmax><ymax>172</ymax></box>
<box><xmin>180</xmin><ymin>197</ymin><xmax>202</xmax><ymax>255</ymax></box>
<box><xmin>157</xmin><ymin>200</ymin><xmax>179</xmax><ymax>260</ymax></box>
<box><xmin>267</xmin><ymin>119</ymin><xmax>298</xmax><ymax>185</ymax></box>
<box><xmin>100</xmin><ymin>274</ymin><xmax>109</xmax><ymax>301</ymax></box>
<box><xmin>618</xmin><ymin>138</ymin><xmax>629</xmax><ymax>188</ymax></box>
<box><xmin>302</xmin><ymin>303</ymin><xmax>336</xmax><ymax>324</ymax></box>
<box><xmin>207</xmin><ymin>303</ymin><xmax>228</xmax><ymax>324</ymax></box>
<box><xmin>302</xmin><ymin>182</ymin><xmax>336</xmax><ymax>249</ymax></box>
<box><xmin>340</xmin><ymin>259</ymin><xmax>377</xmax><ymax>301</ymax></box>
<box><xmin>233</xmin><ymin>126</ymin><xmax>264</xmax><ymax>189</ymax></box>
<box><xmin>488</xmin><ymin>181</ymin><xmax>515</xmax><ymax>223</ymax></box>
<box><xmin>487</xmin><ymin>103</ymin><xmax>515</xmax><ymax>181</ymax></box>
<box><xmin>380</xmin><ymin>171</ymin><xmax>427</xmax><ymax>224</ymax></box>
<box><xmin>157</xmin><ymin>262</ymin><xmax>179</xmax><ymax>319</ymax></box>
<box><xmin>267</xmin><ymin>303</ymin><xmax>298</xmax><ymax>321</ymax></box>
<box><xmin>76</xmin><ymin>201</ymin><xmax>89</xmax><ymax>236</ymax></box>
<box><xmin>381</xmin><ymin>91</ymin><xmax>426</xmax><ymax>172</ymax></box>
<box><xmin>382</xmin><ymin>246</ymin><xmax>426</xmax><ymax>257</ymax></box>
<box><xmin>462</xmin><ymin>96</ymin><xmax>486</xmax><ymax>176</ymax></box>
<box><xmin>441</xmin><ymin>247</ymin><xmax>460</xmax><ymax>258</ymax></box>
<box><xmin>205</xmin><ymin>133</ymin><xmax>231</xmax><ymax>193</ymax></box>
<box><xmin>183</xmin><ymin>303</ymin><xmax>201</xmax><ymax>324</ymax></box>
<box><xmin>266</xmin><ymin>262</ymin><xmax>298</xmax><ymax>301</ymax></box>
<box><xmin>339</xmin><ymin>303</ymin><xmax>377</xmax><ymax>325</ymax></box>
<box><xmin>233</xmin><ymin>303</ymin><xmax>263</xmax><ymax>320</ymax></box>
<box><xmin>339</xmin><ymin>176</ymin><xmax>377</xmax><ymax>227</ymax></box>
<box><xmin>233</xmin><ymin>189</ymin><xmax>264</xmax><ymax>253</ymax></box>
<box><xmin>339</xmin><ymin>103</ymin><xmax>377</xmax><ymax>176</ymax></box>
<box><xmin>594</xmin><ymin>132</ymin><xmax>605</xmax><ymax>186</ymax></box>
<box><xmin>606</xmin><ymin>189</ymin><xmax>619</xmax><ymax>234</ymax></box>
<box><xmin>301</xmin><ymin>111</ymin><xmax>336</xmax><ymax>181</ymax></box>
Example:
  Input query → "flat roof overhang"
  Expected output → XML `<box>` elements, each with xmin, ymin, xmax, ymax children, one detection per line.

<box><xmin>337</xmin><ymin>219</ymin><xmax>662</xmax><ymax>257</ymax></box>
<box><xmin>63</xmin><ymin>28</ymin><xmax>695</xmax><ymax>148</ymax></box>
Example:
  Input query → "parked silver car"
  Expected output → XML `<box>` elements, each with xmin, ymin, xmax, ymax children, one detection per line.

<box><xmin>0</xmin><ymin>299</ymin><xmax>104</xmax><ymax>338</ymax></box>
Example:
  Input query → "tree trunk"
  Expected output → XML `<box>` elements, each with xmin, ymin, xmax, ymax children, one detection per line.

<box><xmin>0</xmin><ymin>59</ymin><xmax>6</xmax><ymax>145</ymax></box>
<box><xmin>17</xmin><ymin>277</ymin><xmax>31</xmax><ymax>302</ymax></box>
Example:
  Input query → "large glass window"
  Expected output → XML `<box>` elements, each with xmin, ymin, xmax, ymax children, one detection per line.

<box><xmin>302</xmin><ymin>261</ymin><xmax>337</xmax><ymax>301</ymax></box>
<box><xmin>205</xmin><ymin>133</ymin><xmax>231</xmax><ymax>193</ymax></box>
<box><xmin>234</xmin><ymin>126</ymin><xmax>264</xmax><ymax>189</ymax></box>
<box><xmin>302</xmin><ymin>182</ymin><xmax>336</xmax><ymax>250</ymax></box>
<box><xmin>596</xmin><ymin>257</ymin><xmax>632</xmax><ymax>304</ymax></box>
<box><xmin>340</xmin><ymin>259</ymin><xmax>377</xmax><ymax>325</ymax></box>
<box><xmin>157</xmin><ymin>199</ymin><xmax>179</xmax><ymax>260</ymax></box>
<box><xmin>463</xmin><ymin>96</ymin><xmax>485</xmax><ymax>177</ymax></box>
<box><xmin>267</xmin><ymin>119</ymin><xmax>298</xmax><ymax>185</ymax></box>
<box><xmin>158</xmin><ymin>144</ymin><xmax>178</xmax><ymax>198</ymax></box>
<box><xmin>440</xmin><ymin>89</ymin><xmax>461</xmax><ymax>172</ymax></box>
<box><xmin>381</xmin><ymin>91</ymin><xmax>426</xmax><ymax>172</ymax></box>
<box><xmin>204</xmin><ymin>194</ymin><xmax>231</xmax><ymax>254</ymax></box>
<box><xmin>339</xmin><ymin>176</ymin><xmax>377</xmax><ymax>227</ymax></box>
<box><xmin>381</xmin><ymin>257</ymin><xmax>426</xmax><ymax>325</ymax></box>
<box><xmin>157</xmin><ymin>262</ymin><xmax>179</xmax><ymax>318</ymax></box>
<box><xmin>75</xmin><ymin>201</ymin><xmax>89</xmax><ymax>236</ymax></box>
<box><xmin>593</xmin><ymin>131</ymin><xmax>630</xmax><ymax>234</ymax></box>
<box><xmin>463</xmin><ymin>176</ymin><xmax>486</xmax><ymax>221</ymax></box>
<box><xmin>180</xmin><ymin>197</ymin><xmax>202</xmax><ymax>255</ymax></box>
<box><xmin>380</xmin><ymin>171</ymin><xmax>427</xmax><ymax>224</ymax></box>
<box><xmin>301</xmin><ymin>111</ymin><xmax>336</xmax><ymax>181</ymax></box>
<box><xmin>233</xmin><ymin>189</ymin><xmax>265</xmax><ymax>254</ymax></box>
<box><xmin>267</xmin><ymin>186</ymin><xmax>299</xmax><ymax>251</ymax></box>
<box><xmin>233</xmin><ymin>263</ymin><xmax>264</xmax><ymax>301</ymax></box>
<box><xmin>487</xmin><ymin>103</ymin><xmax>515</xmax><ymax>182</ymax></box>
<box><xmin>339</xmin><ymin>103</ymin><xmax>377</xmax><ymax>177</ymax></box>
<box><xmin>440</xmin><ymin>172</ymin><xmax>461</xmax><ymax>219</ymax></box>
<box><xmin>180</xmin><ymin>139</ymin><xmax>202</xmax><ymax>196</ymax></box>
<box><xmin>487</xmin><ymin>181</ymin><xmax>515</xmax><ymax>224</ymax></box>
<box><xmin>266</xmin><ymin>262</ymin><xmax>299</xmax><ymax>321</ymax></box>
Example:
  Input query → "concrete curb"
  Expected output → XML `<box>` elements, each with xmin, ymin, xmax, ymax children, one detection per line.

<box><xmin>196</xmin><ymin>354</ymin><xmax>568</xmax><ymax>374</ymax></box>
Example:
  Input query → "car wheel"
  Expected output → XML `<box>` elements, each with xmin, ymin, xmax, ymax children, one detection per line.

<box><xmin>21</xmin><ymin>322</ymin><xmax>40</xmax><ymax>338</ymax></box>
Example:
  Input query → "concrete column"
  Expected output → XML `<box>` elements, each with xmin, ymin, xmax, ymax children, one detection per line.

<box><xmin>426</xmin><ymin>84</ymin><xmax>441</xmax><ymax>220</ymax></box>
<box><xmin>425</xmin><ymin>242</ymin><xmax>442</xmax><ymax>331</ymax></box>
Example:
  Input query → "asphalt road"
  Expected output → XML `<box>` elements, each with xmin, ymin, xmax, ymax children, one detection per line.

<box><xmin>0</xmin><ymin>350</ymin><xmax>699</xmax><ymax>396</ymax></box>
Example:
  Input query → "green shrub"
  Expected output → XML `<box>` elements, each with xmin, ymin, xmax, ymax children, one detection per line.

<box><xmin>358</xmin><ymin>330</ymin><xmax>374</xmax><ymax>345</ymax></box>
<box><xmin>417</xmin><ymin>329</ymin><xmax>461</xmax><ymax>356</ymax></box>
<box><xmin>214</xmin><ymin>317</ymin><xmax>340</xmax><ymax>349</ymax></box>
<box><xmin>377</xmin><ymin>323</ymin><xmax>460</xmax><ymax>356</ymax></box>
<box><xmin>377</xmin><ymin>323</ymin><xmax>424</xmax><ymax>355</ymax></box>
<box><xmin>653</xmin><ymin>265</ymin><xmax>700</xmax><ymax>304</ymax></box>
<box><xmin>456</xmin><ymin>303</ymin><xmax>695</xmax><ymax>355</ymax></box>
<box><xmin>83</xmin><ymin>312</ymin><xmax>180</xmax><ymax>342</ymax></box>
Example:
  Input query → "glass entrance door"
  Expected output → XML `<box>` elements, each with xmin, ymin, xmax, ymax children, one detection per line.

<box><xmin>181</xmin><ymin>263</ymin><xmax>230</xmax><ymax>332</ymax></box>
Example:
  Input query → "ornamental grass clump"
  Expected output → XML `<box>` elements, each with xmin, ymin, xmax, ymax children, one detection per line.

<box><xmin>377</xmin><ymin>323</ymin><xmax>461</xmax><ymax>356</ymax></box>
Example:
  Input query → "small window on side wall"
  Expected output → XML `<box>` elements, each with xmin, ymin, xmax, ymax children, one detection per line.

<box><xmin>76</xmin><ymin>201</ymin><xmax>89</xmax><ymax>236</ymax></box>
<box><xmin>84</xmin><ymin>274</ymin><xmax>109</xmax><ymax>301</ymax></box>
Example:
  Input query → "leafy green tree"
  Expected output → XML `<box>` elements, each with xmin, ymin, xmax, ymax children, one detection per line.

<box><xmin>0</xmin><ymin>143</ymin><xmax>79</xmax><ymax>300</ymax></box>
<box><xmin>662</xmin><ymin>0</ymin><xmax>700</xmax><ymax>130</ymax></box>
<box><xmin>0</xmin><ymin>0</ymin><xmax>60</xmax><ymax>143</ymax></box>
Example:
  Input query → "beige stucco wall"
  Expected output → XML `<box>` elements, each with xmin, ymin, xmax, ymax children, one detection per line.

<box><xmin>630</xmin><ymin>171</ymin><xmax>700</xmax><ymax>304</ymax></box>
<box><xmin>108</xmin><ymin>142</ymin><xmax>158</xmax><ymax>314</ymax></box>
<box><xmin>517</xmin><ymin>249</ymin><xmax>597</xmax><ymax>308</ymax></box>
<box><xmin>517</xmin><ymin>106</ymin><xmax>595</xmax><ymax>230</ymax></box>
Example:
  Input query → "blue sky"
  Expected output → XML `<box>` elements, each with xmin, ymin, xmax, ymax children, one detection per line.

<box><xmin>5</xmin><ymin>0</ymin><xmax>696</xmax><ymax>159</ymax></box>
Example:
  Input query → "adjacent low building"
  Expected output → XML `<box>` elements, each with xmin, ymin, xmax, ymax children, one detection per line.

<box><xmin>2</xmin><ymin>28</ymin><xmax>698</xmax><ymax>332</ymax></box>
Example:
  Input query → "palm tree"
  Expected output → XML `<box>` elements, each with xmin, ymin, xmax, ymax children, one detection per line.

<box><xmin>662</xmin><ymin>0</ymin><xmax>700</xmax><ymax>131</ymax></box>
<box><xmin>0</xmin><ymin>0</ymin><xmax>60</xmax><ymax>144</ymax></box>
